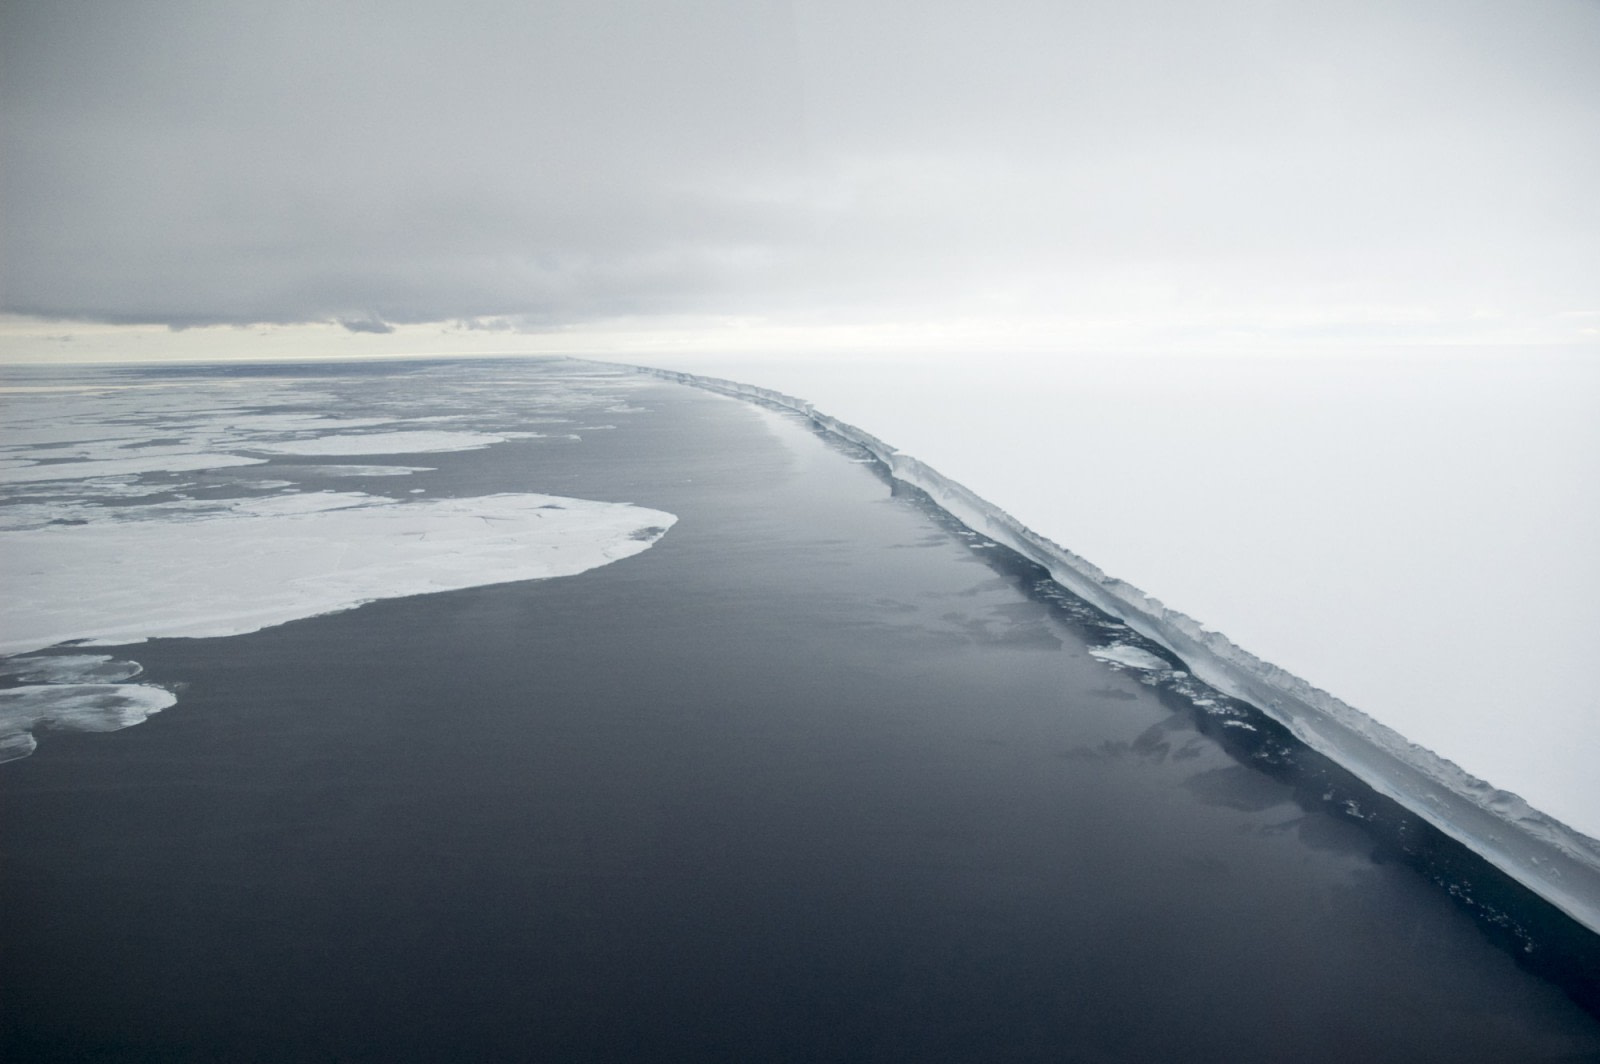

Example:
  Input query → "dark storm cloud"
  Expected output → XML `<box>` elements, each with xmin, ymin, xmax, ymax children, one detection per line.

<box><xmin>2</xmin><ymin>0</ymin><xmax>1597</xmax><ymax>336</ymax></box>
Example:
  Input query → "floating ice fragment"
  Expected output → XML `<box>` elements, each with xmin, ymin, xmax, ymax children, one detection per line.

<box><xmin>0</xmin><ymin>454</ymin><xmax>268</xmax><ymax>483</ymax></box>
<box><xmin>223</xmin><ymin>491</ymin><xmax>384</xmax><ymax>517</ymax></box>
<box><xmin>254</xmin><ymin>431</ymin><xmax>508</xmax><ymax>455</ymax></box>
<box><xmin>0</xmin><ymin>654</ymin><xmax>143</xmax><ymax>683</ymax></box>
<box><xmin>0</xmin><ymin>492</ymin><xmax>677</xmax><ymax>655</ymax></box>
<box><xmin>262</xmin><ymin>465</ymin><xmax>434</xmax><ymax>478</ymax></box>
<box><xmin>227</xmin><ymin>414</ymin><xmax>392</xmax><ymax>432</ymax></box>
<box><xmin>0</xmin><ymin>684</ymin><xmax>176</xmax><ymax>762</ymax></box>
<box><xmin>1088</xmin><ymin>644</ymin><xmax>1171</xmax><ymax>671</ymax></box>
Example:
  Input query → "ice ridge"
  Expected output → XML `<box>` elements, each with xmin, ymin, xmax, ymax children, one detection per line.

<box><xmin>613</xmin><ymin>360</ymin><xmax>1600</xmax><ymax>937</ymax></box>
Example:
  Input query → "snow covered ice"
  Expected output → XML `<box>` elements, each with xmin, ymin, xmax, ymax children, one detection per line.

<box><xmin>253</xmin><ymin>430</ymin><xmax>511</xmax><ymax>455</ymax></box>
<box><xmin>0</xmin><ymin>491</ymin><xmax>676</xmax><ymax>655</ymax></box>
<box><xmin>0</xmin><ymin>452</ymin><xmax>268</xmax><ymax>483</ymax></box>
<box><xmin>0</xmin><ymin>362</ymin><xmax>677</xmax><ymax>761</ymax></box>
<box><xmin>0</xmin><ymin>684</ymin><xmax>176</xmax><ymax>761</ymax></box>
<box><xmin>0</xmin><ymin>654</ymin><xmax>143</xmax><ymax>683</ymax></box>
<box><xmin>1089</xmin><ymin>645</ymin><xmax>1171</xmax><ymax>671</ymax></box>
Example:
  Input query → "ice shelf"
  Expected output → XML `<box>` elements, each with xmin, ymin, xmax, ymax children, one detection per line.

<box><xmin>616</xmin><ymin>361</ymin><xmax>1600</xmax><ymax>937</ymax></box>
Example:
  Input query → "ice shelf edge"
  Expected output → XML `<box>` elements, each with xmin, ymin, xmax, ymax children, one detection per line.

<box><xmin>611</xmin><ymin>359</ymin><xmax>1600</xmax><ymax>937</ymax></box>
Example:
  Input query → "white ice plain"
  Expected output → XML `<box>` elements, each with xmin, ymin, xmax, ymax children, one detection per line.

<box><xmin>0</xmin><ymin>491</ymin><xmax>676</xmax><ymax>655</ymax></box>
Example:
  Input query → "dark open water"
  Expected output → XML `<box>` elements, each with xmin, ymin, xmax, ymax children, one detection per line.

<box><xmin>2</xmin><ymin>360</ymin><xmax>1597</xmax><ymax>1061</ymax></box>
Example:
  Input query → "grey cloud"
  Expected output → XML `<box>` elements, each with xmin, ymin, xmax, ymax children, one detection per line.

<box><xmin>2</xmin><ymin>0</ymin><xmax>1597</xmax><ymax>337</ymax></box>
<box><xmin>337</xmin><ymin>316</ymin><xmax>395</xmax><ymax>335</ymax></box>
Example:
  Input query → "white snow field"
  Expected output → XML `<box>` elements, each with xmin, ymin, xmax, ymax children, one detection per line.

<box><xmin>612</xmin><ymin>350</ymin><xmax>1600</xmax><ymax>932</ymax></box>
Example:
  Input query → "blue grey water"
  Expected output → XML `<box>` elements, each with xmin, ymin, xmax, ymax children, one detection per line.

<box><xmin>1</xmin><ymin>358</ymin><xmax>1596</xmax><ymax>1061</ymax></box>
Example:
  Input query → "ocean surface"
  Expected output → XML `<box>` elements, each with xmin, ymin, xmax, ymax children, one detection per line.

<box><xmin>1</xmin><ymin>357</ymin><xmax>1597</xmax><ymax>1062</ymax></box>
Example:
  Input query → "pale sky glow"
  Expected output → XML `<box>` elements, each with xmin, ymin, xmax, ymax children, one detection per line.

<box><xmin>2</xmin><ymin>0</ymin><xmax>1597</xmax><ymax>358</ymax></box>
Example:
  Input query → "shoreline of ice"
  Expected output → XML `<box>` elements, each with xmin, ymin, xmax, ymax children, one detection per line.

<box><xmin>616</xmin><ymin>360</ymin><xmax>1600</xmax><ymax>937</ymax></box>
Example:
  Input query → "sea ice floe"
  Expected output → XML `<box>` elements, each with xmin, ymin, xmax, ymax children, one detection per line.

<box><xmin>0</xmin><ymin>360</ymin><xmax>682</xmax><ymax>763</ymax></box>
<box><xmin>3</xmin><ymin>477</ymin><xmax>179</xmax><ymax>504</ymax></box>
<box><xmin>253</xmin><ymin>431</ymin><xmax>509</xmax><ymax>455</ymax></box>
<box><xmin>227</xmin><ymin>415</ymin><xmax>393</xmax><ymax>432</ymax></box>
<box><xmin>0</xmin><ymin>684</ymin><xmax>176</xmax><ymax>762</ymax></box>
<box><xmin>221</xmin><ymin>491</ymin><xmax>383</xmax><ymax>516</ymax></box>
<box><xmin>269</xmin><ymin>465</ymin><xmax>434</xmax><ymax>477</ymax></box>
<box><xmin>0</xmin><ymin>502</ymin><xmax>100</xmax><ymax>531</ymax></box>
<box><xmin>0</xmin><ymin>453</ymin><xmax>269</xmax><ymax>484</ymax></box>
<box><xmin>1089</xmin><ymin>644</ymin><xmax>1171</xmax><ymax>671</ymax></box>
<box><xmin>0</xmin><ymin>654</ymin><xmax>143</xmax><ymax>683</ymax></box>
<box><xmin>39</xmin><ymin>439</ymin><xmax>223</xmax><ymax>462</ymax></box>
<box><xmin>2</xmin><ymin>491</ymin><xmax>378</xmax><ymax>531</ymax></box>
<box><xmin>0</xmin><ymin>425</ymin><xmax>155</xmax><ymax>447</ymax></box>
<box><xmin>0</xmin><ymin>491</ymin><xmax>677</xmax><ymax>655</ymax></box>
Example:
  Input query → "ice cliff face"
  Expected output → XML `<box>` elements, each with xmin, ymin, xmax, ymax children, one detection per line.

<box><xmin>622</xmin><ymin>362</ymin><xmax>1600</xmax><ymax>938</ymax></box>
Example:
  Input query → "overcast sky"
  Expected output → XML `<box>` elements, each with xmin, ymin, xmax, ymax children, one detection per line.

<box><xmin>2</xmin><ymin>0</ymin><xmax>1597</xmax><ymax>356</ymax></box>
